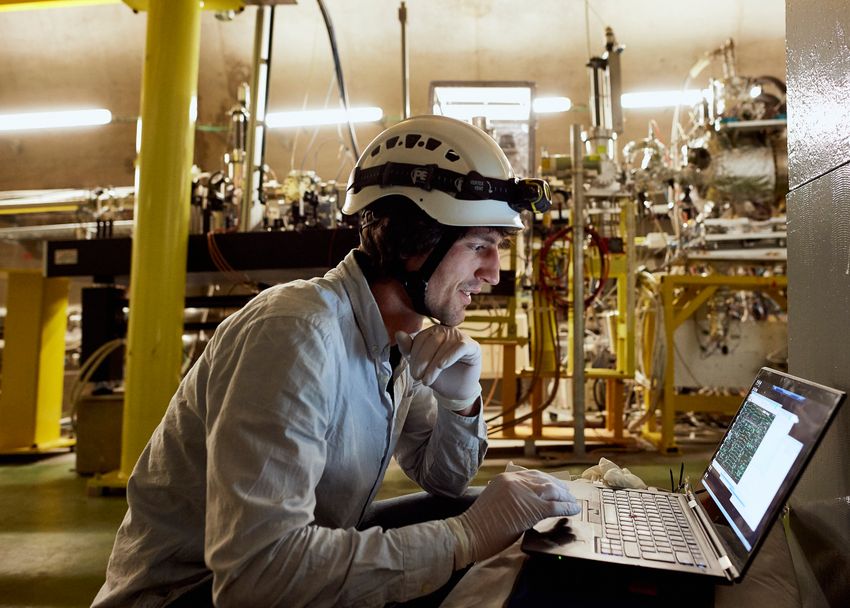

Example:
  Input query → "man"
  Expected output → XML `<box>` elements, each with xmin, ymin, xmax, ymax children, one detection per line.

<box><xmin>94</xmin><ymin>115</ymin><xmax>580</xmax><ymax>607</ymax></box>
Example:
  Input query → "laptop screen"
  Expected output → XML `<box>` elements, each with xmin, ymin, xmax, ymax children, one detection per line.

<box><xmin>700</xmin><ymin>368</ymin><xmax>844</xmax><ymax>575</ymax></box>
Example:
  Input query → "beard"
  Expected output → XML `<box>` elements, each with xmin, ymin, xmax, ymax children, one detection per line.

<box><xmin>424</xmin><ymin>286</ymin><xmax>468</xmax><ymax>327</ymax></box>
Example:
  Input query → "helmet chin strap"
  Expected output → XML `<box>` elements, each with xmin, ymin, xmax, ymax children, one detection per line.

<box><xmin>397</xmin><ymin>231</ymin><xmax>460</xmax><ymax>322</ymax></box>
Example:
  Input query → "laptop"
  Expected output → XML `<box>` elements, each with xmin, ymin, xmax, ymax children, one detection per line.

<box><xmin>521</xmin><ymin>367</ymin><xmax>845</xmax><ymax>583</ymax></box>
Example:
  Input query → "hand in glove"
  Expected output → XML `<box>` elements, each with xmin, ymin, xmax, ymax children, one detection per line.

<box><xmin>395</xmin><ymin>326</ymin><xmax>482</xmax><ymax>411</ymax></box>
<box><xmin>444</xmin><ymin>470</ymin><xmax>582</xmax><ymax>568</ymax></box>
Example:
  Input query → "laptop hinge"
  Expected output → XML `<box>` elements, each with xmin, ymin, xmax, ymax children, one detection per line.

<box><xmin>686</xmin><ymin>490</ymin><xmax>740</xmax><ymax>581</ymax></box>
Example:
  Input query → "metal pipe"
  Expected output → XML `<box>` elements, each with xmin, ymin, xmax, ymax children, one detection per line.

<box><xmin>242</xmin><ymin>5</ymin><xmax>274</xmax><ymax>232</ymax></box>
<box><xmin>0</xmin><ymin>187</ymin><xmax>134</xmax><ymax>215</ymax></box>
<box><xmin>570</xmin><ymin>124</ymin><xmax>586</xmax><ymax>457</ymax></box>
<box><xmin>624</xmin><ymin>197</ymin><xmax>636</xmax><ymax>376</ymax></box>
<box><xmin>605</xmin><ymin>27</ymin><xmax>624</xmax><ymax>136</ymax></box>
<box><xmin>0</xmin><ymin>219</ymin><xmax>134</xmax><ymax>241</ymax></box>
<box><xmin>399</xmin><ymin>1</ymin><xmax>410</xmax><ymax>119</ymax></box>
<box><xmin>587</xmin><ymin>58</ymin><xmax>605</xmax><ymax>129</ymax></box>
<box><xmin>120</xmin><ymin>0</ymin><xmax>202</xmax><ymax>480</ymax></box>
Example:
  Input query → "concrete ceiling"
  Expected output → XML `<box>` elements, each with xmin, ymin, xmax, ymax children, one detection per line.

<box><xmin>0</xmin><ymin>0</ymin><xmax>787</xmax><ymax>191</ymax></box>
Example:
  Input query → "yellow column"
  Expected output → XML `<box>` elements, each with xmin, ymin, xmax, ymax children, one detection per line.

<box><xmin>0</xmin><ymin>271</ymin><xmax>71</xmax><ymax>453</ymax></box>
<box><xmin>661</xmin><ymin>276</ymin><xmax>677</xmax><ymax>452</ymax></box>
<box><xmin>114</xmin><ymin>0</ymin><xmax>202</xmax><ymax>481</ymax></box>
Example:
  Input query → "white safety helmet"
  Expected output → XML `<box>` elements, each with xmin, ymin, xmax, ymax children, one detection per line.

<box><xmin>343</xmin><ymin>115</ymin><xmax>550</xmax><ymax>229</ymax></box>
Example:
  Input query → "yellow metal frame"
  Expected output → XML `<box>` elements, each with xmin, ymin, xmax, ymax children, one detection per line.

<box><xmin>464</xmin><ymin>239</ymin><xmax>525</xmax><ymax>431</ymax></box>
<box><xmin>643</xmin><ymin>273</ymin><xmax>788</xmax><ymax>453</ymax></box>
<box><xmin>0</xmin><ymin>271</ymin><xmax>74</xmax><ymax>453</ymax></box>
<box><xmin>493</xmin><ymin>198</ymin><xmax>638</xmax><ymax>443</ymax></box>
<box><xmin>565</xmin><ymin>198</ymin><xmax>637</xmax><ymax>380</ymax></box>
<box><xmin>0</xmin><ymin>0</ymin><xmax>243</xmax><ymax>11</ymax></box>
<box><xmin>118</xmin><ymin>0</ymin><xmax>201</xmax><ymax>482</ymax></box>
<box><xmin>91</xmin><ymin>0</ymin><xmax>203</xmax><ymax>492</ymax></box>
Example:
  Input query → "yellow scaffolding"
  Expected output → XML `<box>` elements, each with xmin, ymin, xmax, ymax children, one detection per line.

<box><xmin>643</xmin><ymin>273</ymin><xmax>788</xmax><ymax>453</ymax></box>
<box><xmin>493</xmin><ymin>197</ymin><xmax>638</xmax><ymax>444</ymax></box>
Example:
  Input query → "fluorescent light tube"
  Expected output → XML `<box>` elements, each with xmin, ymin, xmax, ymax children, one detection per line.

<box><xmin>266</xmin><ymin>106</ymin><xmax>383</xmax><ymax>128</ymax></box>
<box><xmin>0</xmin><ymin>108</ymin><xmax>112</xmax><ymax>132</ymax></box>
<box><xmin>533</xmin><ymin>96</ymin><xmax>572</xmax><ymax>113</ymax></box>
<box><xmin>620</xmin><ymin>90</ymin><xmax>705</xmax><ymax>109</ymax></box>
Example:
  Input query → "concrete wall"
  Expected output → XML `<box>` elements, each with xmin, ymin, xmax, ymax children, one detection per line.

<box><xmin>785</xmin><ymin>0</ymin><xmax>850</xmax><ymax>605</ymax></box>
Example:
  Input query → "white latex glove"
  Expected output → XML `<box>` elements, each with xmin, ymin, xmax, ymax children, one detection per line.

<box><xmin>444</xmin><ymin>470</ymin><xmax>582</xmax><ymax>568</ymax></box>
<box><xmin>581</xmin><ymin>457</ymin><xmax>647</xmax><ymax>490</ymax></box>
<box><xmin>395</xmin><ymin>326</ymin><xmax>482</xmax><ymax>411</ymax></box>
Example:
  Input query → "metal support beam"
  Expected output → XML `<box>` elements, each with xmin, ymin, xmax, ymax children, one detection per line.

<box><xmin>399</xmin><ymin>1</ymin><xmax>410</xmax><ymax>119</ymax></box>
<box><xmin>0</xmin><ymin>0</ymin><xmax>244</xmax><ymax>11</ymax></box>
<box><xmin>0</xmin><ymin>1</ymin><xmax>297</xmax><ymax>14</ymax></box>
<box><xmin>241</xmin><ymin>4</ymin><xmax>275</xmax><ymax>231</ymax></box>
<box><xmin>570</xmin><ymin>124</ymin><xmax>586</xmax><ymax>457</ymax></box>
<box><xmin>107</xmin><ymin>0</ymin><xmax>202</xmax><ymax>486</ymax></box>
<box><xmin>0</xmin><ymin>0</ymin><xmax>114</xmax><ymax>11</ymax></box>
<box><xmin>0</xmin><ymin>271</ymin><xmax>72</xmax><ymax>453</ymax></box>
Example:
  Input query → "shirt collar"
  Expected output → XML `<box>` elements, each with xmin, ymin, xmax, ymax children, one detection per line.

<box><xmin>336</xmin><ymin>250</ymin><xmax>391</xmax><ymax>361</ymax></box>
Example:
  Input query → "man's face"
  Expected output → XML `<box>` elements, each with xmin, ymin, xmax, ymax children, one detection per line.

<box><xmin>420</xmin><ymin>227</ymin><xmax>507</xmax><ymax>327</ymax></box>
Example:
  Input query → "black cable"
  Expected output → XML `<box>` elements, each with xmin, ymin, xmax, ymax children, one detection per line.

<box><xmin>257</xmin><ymin>6</ymin><xmax>276</xmax><ymax>207</ymax></box>
<box><xmin>316</xmin><ymin>0</ymin><xmax>360</xmax><ymax>160</ymax></box>
<box><xmin>487</xmin><ymin>289</ymin><xmax>564</xmax><ymax>435</ymax></box>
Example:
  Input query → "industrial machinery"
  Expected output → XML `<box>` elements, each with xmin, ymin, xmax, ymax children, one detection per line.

<box><xmin>480</xmin><ymin>32</ymin><xmax>788</xmax><ymax>454</ymax></box>
<box><xmin>0</xmin><ymin>8</ymin><xmax>789</xmax><ymax>462</ymax></box>
<box><xmin>0</xmin><ymin>2</ymin><xmax>355</xmax><ymax>462</ymax></box>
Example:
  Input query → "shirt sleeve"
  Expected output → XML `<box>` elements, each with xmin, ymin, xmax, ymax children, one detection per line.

<box><xmin>203</xmin><ymin>316</ymin><xmax>456</xmax><ymax>607</ymax></box>
<box><xmin>393</xmin><ymin>382</ymin><xmax>488</xmax><ymax>497</ymax></box>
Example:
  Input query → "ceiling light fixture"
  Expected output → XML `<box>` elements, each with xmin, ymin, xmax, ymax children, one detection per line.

<box><xmin>533</xmin><ymin>96</ymin><xmax>573</xmax><ymax>114</ymax></box>
<box><xmin>0</xmin><ymin>108</ymin><xmax>113</xmax><ymax>132</ymax></box>
<box><xmin>265</xmin><ymin>106</ymin><xmax>383</xmax><ymax>129</ymax></box>
<box><xmin>620</xmin><ymin>90</ymin><xmax>706</xmax><ymax>109</ymax></box>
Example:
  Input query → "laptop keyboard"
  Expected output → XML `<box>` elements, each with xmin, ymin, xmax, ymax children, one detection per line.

<box><xmin>597</xmin><ymin>488</ymin><xmax>707</xmax><ymax>567</ymax></box>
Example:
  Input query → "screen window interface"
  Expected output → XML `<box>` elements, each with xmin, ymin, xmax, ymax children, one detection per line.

<box><xmin>702</xmin><ymin>377</ymin><xmax>818</xmax><ymax>553</ymax></box>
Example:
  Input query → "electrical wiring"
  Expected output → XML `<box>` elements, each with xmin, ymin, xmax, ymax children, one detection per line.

<box><xmin>487</xmin><ymin>244</ymin><xmax>572</xmax><ymax>434</ymax></box>
<box><xmin>487</xmin><ymin>288</ymin><xmax>564</xmax><ymax>436</ymax></box>
<box><xmin>629</xmin><ymin>278</ymin><xmax>666</xmax><ymax>432</ymax></box>
<box><xmin>481</xmin><ymin>372</ymin><xmax>500</xmax><ymax>409</ymax></box>
<box><xmin>538</xmin><ymin>224</ymin><xmax>610</xmax><ymax>309</ymax></box>
<box><xmin>483</xmin><ymin>293</ymin><xmax>549</xmax><ymax>427</ymax></box>
<box><xmin>486</xmin><ymin>222</ymin><xmax>609</xmax><ymax>434</ymax></box>
<box><xmin>298</xmin><ymin>77</ymin><xmax>338</xmax><ymax>172</ymax></box>
<box><xmin>67</xmin><ymin>338</ymin><xmax>126</xmax><ymax>433</ymax></box>
<box><xmin>206</xmin><ymin>231</ymin><xmax>257</xmax><ymax>290</ymax></box>
<box><xmin>461</xmin><ymin>305</ymin><xmax>511</xmax><ymax>410</ymax></box>
<box><xmin>316</xmin><ymin>0</ymin><xmax>360</xmax><ymax>161</ymax></box>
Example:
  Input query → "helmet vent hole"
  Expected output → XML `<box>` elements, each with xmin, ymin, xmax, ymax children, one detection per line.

<box><xmin>386</xmin><ymin>136</ymin><xmax>400</xmax><ymax>148</ymax></box>
<box><xmin>417</xmin><ymin>141</ymin><xmax>425</xmax><ymax>147</ymax></box>
<box><xmin>370</xmin><ymin>146</ymin><xmax>381</xmax><ymax>157</ymax></box>
<box><xmin>425</xmin><ymin>138</ymin><xmax>441</xmax><ymax>151</ymax></box>
<box><xmin>445</xmin><ymin>149</ymin><xmax>460</xmax><ymax>162</ymax></box>
<box><xmin>405</xmin><ymin>134</ymin><xmax>422</xmax><ymax>148</ymax></box>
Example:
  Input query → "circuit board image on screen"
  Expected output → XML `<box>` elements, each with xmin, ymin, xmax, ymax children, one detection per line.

<box><xmin>715</xmin><ymin>401</ymin><xmax>775</xmax><ymax>483</ymax></box>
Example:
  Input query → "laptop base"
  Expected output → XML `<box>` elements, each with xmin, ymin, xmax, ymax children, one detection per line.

<box><xmin>507</xmin><ymin>554</ymin><xmax>716</xmax><ymax>608</ymax></box>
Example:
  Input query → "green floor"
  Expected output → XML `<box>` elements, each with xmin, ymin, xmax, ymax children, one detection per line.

<box><xmin>0</xmin><ymin>444</ymin><xmax>713</xmax><ymax>608</ymax></box>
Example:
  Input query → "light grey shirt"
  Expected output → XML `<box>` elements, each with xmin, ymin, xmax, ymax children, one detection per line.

<box><xmin>93</xmin><ymin>251</ymin><xmax>487</xmax><ymax>607</ymax></box>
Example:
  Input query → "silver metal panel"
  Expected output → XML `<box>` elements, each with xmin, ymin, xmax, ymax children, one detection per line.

<box><xmin>786</xmin><ymin>0</ymin><xmax>850</xmax><ymax>188</ymax></box>
<box><xmin>786</xmin><ymin>163</ymin><xmax>850</xmax><ymax>607</ymax></box>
